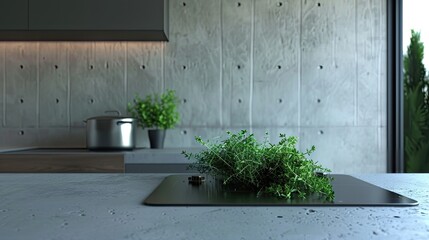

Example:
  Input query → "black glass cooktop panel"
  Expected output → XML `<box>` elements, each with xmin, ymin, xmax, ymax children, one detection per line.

<box><xmin>144</xmin><ymin>174</ymin><xmax>418</xmax><ymax>206</ymax></box>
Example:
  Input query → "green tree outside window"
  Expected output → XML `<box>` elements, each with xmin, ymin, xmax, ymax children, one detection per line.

<box><xmin>404</xmin><ymin>30</ymin><xmax>429</xmax><ymax>172</ymax></box>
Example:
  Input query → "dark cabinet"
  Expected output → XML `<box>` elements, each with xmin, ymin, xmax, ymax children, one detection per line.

<box><xmin>29</xmin><ymin>0</ymin><xmax>165</xmax><ymax>31</ymax></box>
<box><xmin>0</xmin><ymin>0</ymin><xmax>28</xmax><ymax>30</ymax></box>
<box><xmin>0</xmin><ymin>0</ymin><xmax>168</xmax><ymax>41</ymax></box>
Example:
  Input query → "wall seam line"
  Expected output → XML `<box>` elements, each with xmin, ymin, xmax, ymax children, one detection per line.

<box><xmin>2</xmin><ymin>44</ymin><xmax>5</xmax><ymax>127</ymax></box>
<box><xmin>67</xmin><ymin>43</ymin><xmax>71</xmax><ymax>129</ymax></box>
<box><xmin>377</xmin><ymin>0</ymin><xmax>383</xmax><ymax>151</ymax></box>
<box><xmin>36</xmin><ymin>42</ymin><xmax>40</xmax><ymax>128</ymax></box>
<box><xmin>125</xmin><ymin>43</ymin><xmax>128</xmax><ymax>106</ymax></box>
<box><xmin>219</xmin><ymin>0</ymin><xmax>223</xmax><ymax>127</ymax></box>
<box><xmin>162</xmin><ymin>42</ymin><xmax>165</xmax><ymax>93</ymax></box>
<box><xmin>249</xmin><ymin>0</ymin><xmax>255</xmax><ymax>133</ymax></box>
<box><xmin>354</xmin><ymin>0</ymin><xmax>358</xmax><ymax>126</ymax></box>
<box><xmin>298</xmin><ymin>0</ymin><xmax>303</xmax><ymax>146</ymax></box>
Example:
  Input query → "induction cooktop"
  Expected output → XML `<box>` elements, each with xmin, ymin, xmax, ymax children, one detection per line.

<box><xmin>143</xmin><ymin>174</ymin><xmax>418</xmax><ymax>206</ymax></box>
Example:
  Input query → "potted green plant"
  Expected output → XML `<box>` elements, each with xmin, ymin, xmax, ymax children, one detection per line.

<box><xmin>128</xmin><ymin>90</ymin><xmax>180</xmax><ymax>149</ymax></box>
<box><xmin>183</xmin><ymin>130</ymin><xmax>334</xmax><ymax>201</ymax></box>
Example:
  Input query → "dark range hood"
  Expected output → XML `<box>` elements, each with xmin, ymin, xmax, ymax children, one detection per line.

<box><xmin>0</xmin><ymin>0</ymin><xmax>169</xmax><ymax>41</ymax></box>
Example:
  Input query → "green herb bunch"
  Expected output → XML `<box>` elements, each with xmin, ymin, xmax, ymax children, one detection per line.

<box><xmin>128</xmin><ymin>90</ymin><xmax>180</xmax><ymax>129</ymax></box>
<box><xmin>183</xmin><ymin>130</ymin><xmax>334</xmax><ymax>201</ymax></box>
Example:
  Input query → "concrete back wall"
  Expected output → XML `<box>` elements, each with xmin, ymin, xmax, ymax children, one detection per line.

<box><xmin>0</xmin><ymin>0</ymin><xmax>386</xmax><ymax>173</ymax></box>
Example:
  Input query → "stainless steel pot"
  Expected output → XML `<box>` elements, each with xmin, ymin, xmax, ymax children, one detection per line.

<box><xmin>85</xmin><ymin>111</ymin><xmax>136</xmax><ymax>151</ymax></box>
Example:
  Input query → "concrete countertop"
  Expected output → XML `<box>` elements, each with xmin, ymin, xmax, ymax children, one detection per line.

<box><xmin>0</xmin><ymin>146</ymin><xmax>37</xmax><ymax>153</ymax></box>
<box><xmin>0</xmin><ymin>174</ymin><xmax>428</xmax><ymax>240</ymax></box>
<box><xmin>0</xmin><ymin>148</ymin><xmax>201</xmax><ymax>173</ymax></box>
<box><xmin>0</xmin><ymin>148</ymin><xmax>201</xmax><ymax>164</ymax></box>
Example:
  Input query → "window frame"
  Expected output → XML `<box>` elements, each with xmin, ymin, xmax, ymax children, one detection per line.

<box><xmin>387</xmin><ymin>0</ymin><xmax>403</xmax><ymax>173</ymax></box>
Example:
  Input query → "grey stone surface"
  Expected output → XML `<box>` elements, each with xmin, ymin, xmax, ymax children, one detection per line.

<box><xmin>0</xmin><ymin>0</ymin><xmax>388</xmax><ymax>173</ymax></box>
<box><xmin>0</xmin><ymin>173</ymin><xmax>428</xmax><ymax>240</ymax></box>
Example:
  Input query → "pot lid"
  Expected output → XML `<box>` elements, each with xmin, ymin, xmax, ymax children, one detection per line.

<box><xmin>86</xmin><ymin>110</ymin><xmax>134</xmax><ymax>121</ymax></box>
<box><xmin>86</xmin><ymin>115</ymin><xmax>135</xmax><ymax>120</ymax></box>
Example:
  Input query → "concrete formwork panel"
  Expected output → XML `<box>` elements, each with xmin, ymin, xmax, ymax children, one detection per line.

<box><xmin>221</xmin><ymin>0</ymin><xmax>252</xmax><ymax>127</ymax></box>
<box><xmin>127</xmin><ymin>42</ymin><xmax>164</xmax><ymax>104</ymax></box>
<box><xmin>163</xmin><ymin>127</ymin><xmax>300</xmax><ymax>149</ymax></box>
<box><xmin>69</xmin><ymin>43</ymin><xmax>126</xmax><ymax>126</ymax></box>
<box><xmin>37</xmin><ymin>128</ymin><xmax>85</xmax><ymax>147</ymax></box>
<box><xmin>93</xmin><ymin>42</ymin><xmax>126</xmax><ymax>115</ymax></box>
<box><xmin>300</xmin><ymin>126</ymin><xmax>386</xmax><ymax>174</ymax></box>
<box><xmin>253</xmin><ymin>0</ymin><xmax>300</xmax><ymax>127</ymax></box>
<box><xmin>251</xmin><ymin>127</ymin><xmax>300</xmax><ymax>148</ymax></box>
<box><xmin>357</xmin><ymin>0</ymin><xmax>385</xmax><ymax>126</ymax></box>
<box><xmin>39</xmin><ymin>43</ymin><xmax>69</xmax><ymax>127</ymax></box>
<box><xmin>379</xmin><ymin>126</ymin><xmax>387</xmax><ymax>171</ymax></box>
<box><xmin>69</xmin><ymin>43</ymin><xmax>93</xmax><ymax>126</ymax></box>
<box><xmin>166</xmin><ymin>127</ymin><xmax>230</xmax><ymax>148</ymax></box>
<box><xmin>380</xmin><ymin>22</ymin><xmax>387</xmax><ymax>128</ymax></box>
<box><xmin>165</xmin><ymin>0</ymin><xmax>222</xmax><ymax>127</ymax></box>
<box><xmin>0</xmin><ymin>43</ymin><xmax>4</xmax><ymax>126</ymax></box>
<box><xmin>0</xmin><ymin>128</ymin><xmax>39</xmax><ymax>147</ymax></box>
<box><xmin>163</xmin><ymin>127</ymin><xmax>300</xmax><ymax>150</ymax></box>
<box><xmin>300</xmin><ymin>0</ymin><xmax>355</xmax><ymax>127</ymax></box>
<box><xmin>165</xmin><ymin>127</ymin><xmax>245</xmax><ymax>148</ymax></box>
<box><xmin>4</xmin><ymin>43</ymin><xmax>38</xmax><ymax>128</ymax></box>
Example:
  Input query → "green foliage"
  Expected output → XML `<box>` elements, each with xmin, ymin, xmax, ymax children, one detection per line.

<box><xmin>183</xmin><ymin>130</ymin><xmax>334</xmax><ymax>201</ymax></box>
<box><xmin>404</xmin><ymin>30</ymin><xmax>429</xmax><ymax>172</ymax></box>
<box><xmin>404</xmin><ymin>82</ymin><xmax>429</xmax><ymax>172</ymax></box>
<box><xmin>404</xmin><ymin>30</ymin><xmax>426</xmax><ymax>90</ymax></box>
<box><xmin>128</xmin><ymin>90</ymin><xmax>180</xmax><ymax>129</ymax></box>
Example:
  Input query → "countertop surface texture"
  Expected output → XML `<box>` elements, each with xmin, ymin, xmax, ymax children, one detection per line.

<box><xmin>0</xmin><ymin>174</ymin><xmax>428</xmax><ymax>240</ymax></box>
<box><xmin>0</xmin><ymin>148</ymin><xmax>200</xmax><ymax>164</ymax></box>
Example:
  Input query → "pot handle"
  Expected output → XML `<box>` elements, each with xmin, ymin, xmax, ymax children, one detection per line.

<box><xmin>105</xmin><ymin>110</ymin><xmax>121</xmax><ymax>116</ymax></box>
<box><xmin>116</xmin><ymin>121</ymin><xmax>133</xmax><ymax>125</ymax></box>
